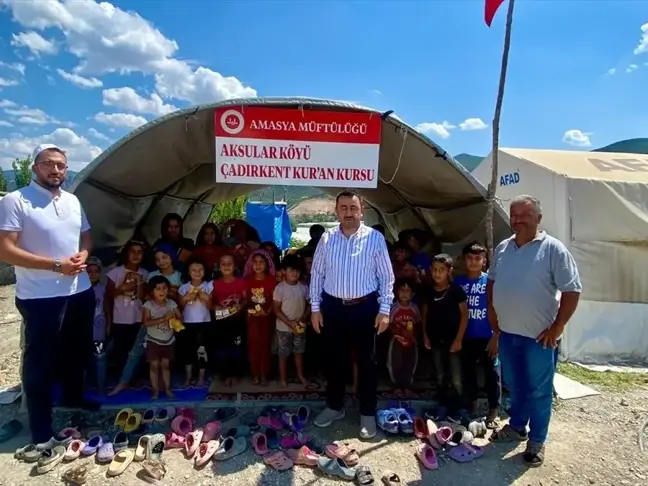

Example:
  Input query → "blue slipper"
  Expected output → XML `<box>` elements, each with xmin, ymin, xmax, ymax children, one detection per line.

<box><xmin>391</xmin><ymin>408</ymin><xmax>414</xmax><ymax>434</ymax></box>
<box><xmin>376</xmin><ymin>409</ymin><xmax>399</xmax><ymax>434</ymax></box>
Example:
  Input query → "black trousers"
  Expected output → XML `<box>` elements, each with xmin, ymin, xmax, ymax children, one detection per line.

<box><xmin>461</xmin><ymin>338</ymin><xmax>502</xmax><ymax>410</ymax></box>
<box><xmin>321</xmin><ymin>292</ymin><xmax>378</xmax><ymax>416</ymax></box>
<box><xmin>176</xmin><ymin>322</ymin><xmax>208</xmax><ymax>369</ymax></box>
<box><xmin>16</xmin><ymin>288</ymin><xmax>95</xmax><ymax>443</ymax></box>
<box><xmin>208</xmin><ymin>313</ymin><xmax>247</xmax><ymax>378</ymax></box>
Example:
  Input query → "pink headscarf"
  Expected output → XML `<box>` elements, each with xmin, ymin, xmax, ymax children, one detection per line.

<box><xmin>243</xmin><ymin>249</ymin><xmax>276</xmax><ymax>278</ymax></box>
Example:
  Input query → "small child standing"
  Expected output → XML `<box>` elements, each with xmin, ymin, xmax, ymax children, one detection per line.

<box><xmin>273</xmin><ymin>254</ymin><xmax>310</xmax><ymax>388</ymax></box>
<box><xmin>387</xmin><ymin>279</ymin><xmax>422</xmax><ymax>396</ymax></box>
<box><xmin>455</xmin><ymin>242</ymin><xmax>501</xmax><ymax>427</ymax></box>
<box><xmin>87</xmin><ymin>257</ymin><xmax>107</xmax><ymax>393</ymax></box>
<box><xmin>178</xmin><ymin>257</ymin><xmax>213</xmax><ymax>388</ymax></box>
<box><xmin>244</xmin><ymin>250</ymin><xmax>276</xmax><ymax>385</ymax></box>
<box><xmin>142</xmin><ymin>275</ymin><xmax>181</xmax><ymax>399</ymax></box>
<box><xmin>421</xmin><ymin>254</ymin><xmax>468</xmax><ymax>419</ymax></box>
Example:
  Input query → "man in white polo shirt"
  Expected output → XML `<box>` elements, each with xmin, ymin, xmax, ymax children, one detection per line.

<box><xmin>0</xmin><ymin>144</ymin><xmax>97</xmax><ymax>444</ymax></box>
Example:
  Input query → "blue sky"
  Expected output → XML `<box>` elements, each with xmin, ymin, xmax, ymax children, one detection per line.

<box><xmin>0</xmin><ymin>0</ymin><xmax>646</xmax><ymax>170</ymax></box>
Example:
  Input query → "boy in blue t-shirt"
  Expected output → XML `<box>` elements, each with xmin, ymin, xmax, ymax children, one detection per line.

<box><xmin>454</xmin><ymin>242</ymin><xmax>501</xmax><ymax>428</ymax></box>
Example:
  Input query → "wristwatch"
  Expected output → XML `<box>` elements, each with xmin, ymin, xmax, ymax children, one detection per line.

<box><xmin>52</xmin><ymin>258</ymin><xmax>62</xmax><ymax>273</ymax></box>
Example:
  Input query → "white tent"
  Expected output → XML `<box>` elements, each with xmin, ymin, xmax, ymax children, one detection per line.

<box><xmin>473</xmin><ymin>148</ymin><xmax>648</xmax><ymax>362</ymax></box>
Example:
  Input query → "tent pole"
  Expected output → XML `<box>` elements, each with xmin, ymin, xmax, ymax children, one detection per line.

<box><xmin>485</xmin><ymin>0</ymin><xmax>515</xmax><ymax>260</ymax></box>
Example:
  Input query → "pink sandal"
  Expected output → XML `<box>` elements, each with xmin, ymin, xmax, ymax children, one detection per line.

<box><xmin>165</xmin><ymin>432</ymin><xmax>185</xmax><ymax>449</ymax></box>
<box><xmin>202</xmin><ymin>421</ymin><xmax>222</xmax><ymax>442</ymax></box>
<box><xmin>435</xmin><ymin>426</ymin><xmax>453</xmax><ymax>447</ymax></box>
<box><xmin>325</xmin><ymin>442</ymin><xmax>359</xmax><ymax>466</ymax></box>
<box><xmin>185</xmin><ymin>429</ymin><xmax>203</xmax><ymax>458</ymax></box>
<box><xmin>194</xmin><ymin>440</ymin><xmax>219</xmax><ymax>468</ymax></box>
<box><xmin>263</xmin><ymin>451</ymin><xmax>294</xmax><ymax>471</ymax></box>
<box><xmin>170</xmin><ymin>416</ymin><xmax>193</xmax><ymax>437</ymax></box>
<box><xmin>417</xmin><ymin>443</ymin><xmax>439</xmax><ymax>470</ymax></box>
<box><xmin>257</xmin><ymin>416</ymin><xmax>283</xmax><ymax>430</ymax></box>
<box><xmin>252</xmin><ymin>433</ymin><xmax>268</xmax><ymax>455</ymax></box>
<box><xmin>177</xmin><ymin>407</ymin><xmax>196</xmax><ymax>423</ymax></box>
<box><xmin>285</xmin><ymin>445</ymin><xmax>319</xmax><ymax>467</ymax></box>
<box><xmin>280</xmin><ymin>432</ymin><xmax>308</xmax><ymax>449</ymax></box>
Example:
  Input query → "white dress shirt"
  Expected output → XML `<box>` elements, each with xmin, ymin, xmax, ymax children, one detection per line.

<box><xmin>310</xmin><ymin>223</ymin><xmax>394</xmax><ymax>315</ymax></box>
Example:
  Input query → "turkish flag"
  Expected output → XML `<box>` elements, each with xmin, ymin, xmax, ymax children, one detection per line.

<box><xmin>485</xmin><ymin>0</ymin><xmax>505</xmax><ymax>26</ymax></box>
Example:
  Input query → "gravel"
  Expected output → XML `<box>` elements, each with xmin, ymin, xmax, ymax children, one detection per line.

<box><xmin>0</xmin><ymin>284</ymin><xmax>647</xmax><ymax>485</ymax></box>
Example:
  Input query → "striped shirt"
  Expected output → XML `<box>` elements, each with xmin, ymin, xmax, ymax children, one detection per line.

<box><xmin>310</xmin><ymin>223</ymin><xmax>395</xmax><ymax>315</ymax></box>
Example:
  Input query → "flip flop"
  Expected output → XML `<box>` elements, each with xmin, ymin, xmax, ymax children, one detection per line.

<box><xmin>15</xmin><ymin>444</ymin><xmax>41</xmax><ymax>463</ymax></box>
<box><xmin>142</xmin><ymin>408</ymin><xmax>157</xmax><ymax>424</ymax></box>
<box><xmin>96</xmin><ymin>442</ymin><xmax>115</xmax><ymax>464</ymax></box>
<box><xmin>356</xmin><ymin>465</ymin><xmax>375</xmax><ymax>485</ymax></box>
<box><xmin>171</xmin><ymin>416</ymin><xmax>194</xmax><ymax>437</ymax></box>
<box><xmin>214</xmin><ymin>436</ymin><xmax>247</xmax><ymax>461</ymax></box>
<box><xmin>147</xmin><ymin>433</ymin><xmax>166</xmax><ymax>461</ymax></box>
<box><xmin>391</xmin><ymin>408</ymin><xmax>414</xmax><ymax>434</ymax></box>
<box><xmin>165</xmin><ymin>432</ymin><xmax>185</xmax><ymax>449</ymax></box>
<box><xmin>252</xmin><ymin>432</ymin><xmax>268</xmax><ymax>455</ymax></box>
<box><xmin>107</xmin><ymin>449</ymin><xmax>134</xmax><ymax>477</ymax></box>
<box><xmin>114</xmin><ymin>408</ymin><xmax>133</xmax><ymax>428</ymax></box>
<box><xmin>134</xmin><ymin>435</ymin><xmax>150</xmax><ymax>462</ymax></box>
<box><xmin>263</xmin><ymin>451</ymin><xmax>293</xmax><ymax>471</ymax></box>
<box><xmin>325</xmin><ymin>441</ymin><xmax>359</xmax><ymax>466</ymax></box>
<box><xmin>284</xmin><ymin>445</ymin><xmax>319</xmax><ymax>467</ymax></box>
<box><xmin>81</xmin><ymin>435</ymin><xmax>103</xmax><ymax>456</ymax></box>
<box><xmin>62</xmin><ymin>465</ymin><xmax>87</xmax><ymax>485</ymax></box>
<box><xmin>317</xmin><ymin>456</ymin><xmax>356</xmax><ymax>480</ymax></box>
<box><xmin>185</xmin><ymin>429</ymin><xmax>203</xmax><ymax>458</ymax></box>
<box><xmin>413</xmin><ymin>417</ymin><xmax>427</xmax><ymax>439</ymax></box>
<box><xmin>416</xmin><ymin>443</ymin><xmax>439</xmax><ymax>470</ymax></box>
<box><xmin>124</xmin><ymin>413</ymin><xmax>142</xmax><ymax>433</ymax></box>
<box><xmin>381</xmin><ymin>471</ymin><xmax>402</xmax><ymax>485</ymax></box>
<box><xmin>64</xmin><ymin>439</ymin><xmax>86</xmax><ymax>461</ymax></box>
<box><xmin>376</xmin><ymin>410</ymin><xmax>399</xmax><ymax>434</ymax></box>
<box><xmin>202</xmin><ymin>421</ymin><xmax>222</xmax><ymax>442</ymax></box>
<box><xmin>194</xmin><ymin>440</ymin><xmax>219</xmax><ymax>467</ymax></box>
<box><xmin>142</xmin><ymin>459</ymin><xmax>167</xmax><ymax>483</ymax></box>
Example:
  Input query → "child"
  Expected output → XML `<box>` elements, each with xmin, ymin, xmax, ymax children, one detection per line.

<box><xmin>105</xmin><ymin>240</ymin><xmax>148</xmax><ymax>374</ymax></box>
<box><xmin>178</xmin><ymin>257</ymin><xmax>213</xmax><ymax>388</ymax></box>
<box><xmin>421</xmin><ymin>253</ymin><xmax>468</xmax><ymax>420</ymax></box>
<box><xmin>455</xmin><ymin>242</ymin><xmax>501</xmax><ymax>427</ymax></box>
<box><xmin>273</xmin><ymin>254</ymin><xmax>310</xmax><ymax>388</ymax></box>
<box><xmin>387</xmin><ymin>279</ymin><xmax>422</xmax><ymax>396</ymax></box>
<box><xmin>193</xmin><ymin>222</ymin><xmax>228</xmax><ymax>279</ymax></box>
<box><xmin>143</xmin><ymin>275</ymin><xmax>181</xmax><ymax>399</ymax></box>
<box><xmin>233</xmin><ymin>243</ymin><xmax>251</xmax><ymax>275</ymax></box>
<box><xmin>87</xmin><ymin>257</ymin><xmax>107</xmax><ymax>393</ymax></box>
<box><xmin>404</xmin><ymin>230</ymin><xmax>431</xmax><ymax>279</ymax></box>
<box><xmin>244</xmin><ymin>250</ymin><xmax>276</xmax><ymax>385</ymax></box>
<box><xmin>211</xmin><ymin>254</ymin><xmax>248</xmax><ymax>386</ymax></box>
<box><xmin>148</xmin><ymin>244</ymin><xmax>182</xmax><ymax>301</ymax></box>
<box><xmin>299</xmin><ymin>248</ymin><xmax>314</xmax><ymax>286</ymax></box>
<box><xmin>392</xmin><ymin>241</ymin><xmax>420</xmax><ymax>282</ymax></box>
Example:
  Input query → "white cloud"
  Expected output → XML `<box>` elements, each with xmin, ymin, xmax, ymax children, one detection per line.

<box><xmin>0</xmin><ymin>127</ymin><xmax>102</xmax><ymax>171</ymax></box>
<box><xmin>4</xmin><ymin>0</ymin><xmax>256</xmax><ymax>104</ymax></box>
<box><xmin>94</xmin><ymin>112</ymin><xmax>147</xmax><ymax>129</ymax></box>
<box><xmin>634</xmin><ymin>22</ymin><xmax>648</xmax><ymax>55</ymax></box>
<box><xmin>0</xmin><ymin>121</ymin><xmax>13</xmax><ymax>127</ymax></box>
<box><xmin>0</xmin><ymin>61</ymin><xmax>26</xmax><ymax>75</ymax></box>
<box><xmin>0</xmin><ymin>78</ymin><xmax>20</xmax><ymax>88</ymax></box>
<box><xmin>459</xmin><ymin>117</ymin><xmax>489</xmax><ymax>131</ymax></box>
<box><xmin>3</xmin><ymin>105</ymin><xmax>61</xmax><ymax>125</ymax></box>
<box><xmin>56</xmin><ymin>68</ymin><xmax>102</xmax><ymax>89</ymax></box>
<box><xmin>0</xmin><ymin>100</ymin><xmax>17</xmax><ymax>108</ymax></box>
<box><xmin>415</xmin><ymin>121</ymin><xmax>456</xmax><ymax>139</ymax></box>
<box><xmin>626</xmin><ymin>64</ymin><xmax>639</xmax><ymax>73</ymax></box>
<box><xmin>371</xmin><ymin>89</ymin><xmax>382</xmax><ymax>95</ymax></box>
<box><xmin>10</xmin><ymin>31</ymin><xmax>58</xmax><ymax>56</ymax></box>
<box><xmin>562</xmin><ymin>129</ymin><xmax>592</xmax><ymax>147</ymax></box>
<box><xmin>87</xmin><ymin>127</ymin><xmax>111</xmax><ymax>143</ymax></box>
<box><xmin>606</xmin><ymin>68</ymin><xmax>616</xmax><ymax>75</ymax></box>
<box><xmin>102</xmin><ymin>87</ymin><xmax>176</xmax><ymax>116</ymax></box>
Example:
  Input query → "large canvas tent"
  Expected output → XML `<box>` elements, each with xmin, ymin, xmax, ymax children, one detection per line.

<box><xmin>70</xmin><ymin>97</ymin><xmax>511</xmax><ymax>254</ymax></box>
<box><xmin>473</xmin><ymin>148</ymin><xmax>648</xmax><ymax>362</ymax></box>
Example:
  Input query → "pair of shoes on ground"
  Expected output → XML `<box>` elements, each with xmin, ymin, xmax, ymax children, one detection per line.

<box><xmin>314</xmin><ymin>408</ymin><xmax>377</xmax><ymax>440</ymax></box>
<box><xmin>377</xmin><ymin>408</ymin><xmax>413</xmax><ymax>435</ymax></box>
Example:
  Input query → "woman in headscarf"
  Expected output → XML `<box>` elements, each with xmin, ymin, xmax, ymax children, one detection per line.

<box><xmin>153</xmin><ymin>213</ymin><xmax>195</xmax><ymax>262</ymax></box>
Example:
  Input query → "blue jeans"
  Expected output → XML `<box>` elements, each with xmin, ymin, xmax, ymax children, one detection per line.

<box><xmin>499</xmin><ymin>331</ymin><xmax>555</xmax><ymax>444</ymax></box>
<box><xmin>118</xmin><ymin>327</ymin><xmax>146</xmax><ymax>384</ymax></box>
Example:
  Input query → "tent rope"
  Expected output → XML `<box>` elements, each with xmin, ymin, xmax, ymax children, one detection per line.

<box><xmin>379</xmin><ymin>126</ymin><xmax>408</xmax><ymax>185</ymax></box>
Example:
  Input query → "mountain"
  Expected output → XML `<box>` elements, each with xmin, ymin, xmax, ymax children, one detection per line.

<box><xmin>454</xmin><ymin>153</ymin><xmax>484</xmax><ymax>171</ymax></box>
<box><xmin>593</xmin><ymin>138</ymin><xmax>648</xmax><ymax>155</ymax></box>
<box><xmin>249</xmin><ymin>186</ymin><xmax>329</xmax><ymax>207</ymax></box>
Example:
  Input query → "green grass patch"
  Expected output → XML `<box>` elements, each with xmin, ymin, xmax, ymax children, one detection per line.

<box><xmin>558</xmin><ymin>362</ymin><xmax>648</xmax><ymax>391</ymax></box>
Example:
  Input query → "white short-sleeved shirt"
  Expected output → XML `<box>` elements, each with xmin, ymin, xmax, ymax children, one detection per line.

<box><xmin>0</xmin><ymin>183</ymin><xmax>91</xmax><ymax>299</ymax></box>
<box><xmin>178</xmin><ymin>281</ymin><xmax>214</xmax><ymax>323</ymax></box>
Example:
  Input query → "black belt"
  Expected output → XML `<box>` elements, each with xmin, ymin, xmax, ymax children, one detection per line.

<box><xmin>325</xmin><ymin>292</ymin><xmax>374</xmax><ymax>306</ymax></box>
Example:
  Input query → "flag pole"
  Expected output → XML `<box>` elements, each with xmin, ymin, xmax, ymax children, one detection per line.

<box><xmin>485</xmin><ymin>0</ymin><xmax>515</xmax><ymax>260</ymax></box>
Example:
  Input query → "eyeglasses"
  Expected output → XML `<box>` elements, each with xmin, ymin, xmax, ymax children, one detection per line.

<box><xmin>39</xmin><ymin>160</ymin><xmax>68</xmax><ymax>171</ymax></box>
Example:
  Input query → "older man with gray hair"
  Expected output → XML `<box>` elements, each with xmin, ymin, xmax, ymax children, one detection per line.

<box><xmin>0</xmin><ymin>144</ymin><xmax>97</xmax><ymax>445</ymax></box>
<box><xmin>487</xmin><ymin>195</ymin><xmax>582</xmax><ymax>468</ymax></box>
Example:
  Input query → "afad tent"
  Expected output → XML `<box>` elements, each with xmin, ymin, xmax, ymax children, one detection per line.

<box><xmin>473</xmin><ymin>148</ymin><xmax>648</xmax><ymax>362</ymax></box>
<box><xmin>70</xmin><ymin>98</ymin><xmax>510</xmax><ymax>257</ymax></box>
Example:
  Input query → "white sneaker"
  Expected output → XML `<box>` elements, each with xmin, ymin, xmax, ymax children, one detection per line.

<box><xmin>314</xmin><ymin>408</ymin><xmax>345</xmax><ymax>428</ymax></box>
<box><xmin>359</xmin><ymin>415</ymin><xmax>377</xmax><ymax>440</ymax></box>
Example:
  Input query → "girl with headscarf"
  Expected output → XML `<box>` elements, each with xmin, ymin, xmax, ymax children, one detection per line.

<box><xmin>153</xmin><ymin>213</ymin><xmax>195</xmax><ymax>263</ymax></box>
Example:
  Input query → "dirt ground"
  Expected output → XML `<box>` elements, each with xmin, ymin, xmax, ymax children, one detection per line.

<box><xmin>0</xmin><ymin>284</ymin><xmax>647</xmax><ymax>486</ymax></box>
